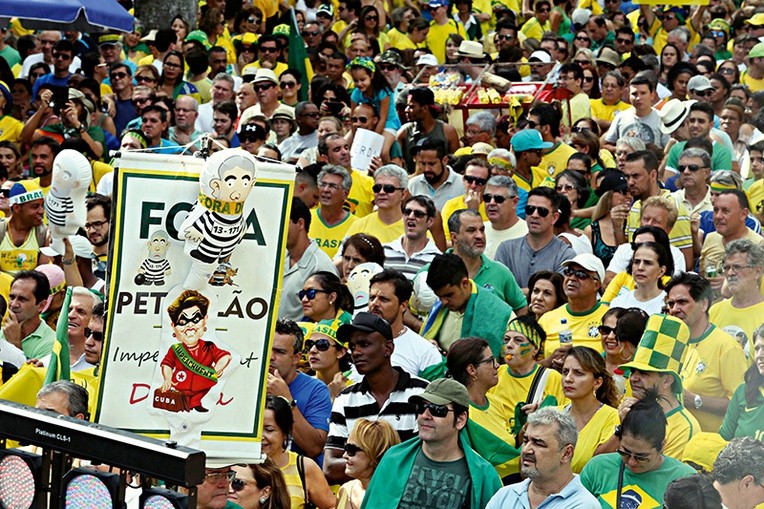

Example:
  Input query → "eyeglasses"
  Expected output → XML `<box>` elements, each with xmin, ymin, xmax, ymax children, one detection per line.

<box><xmin>163</xmin><ymin>62</ymin><xmax>181</xmax><ymax>69</ymax></box>
<box><xmin>536</xmin><ymin>7</ymin><xmax>550</xmax><ymax>12</ymax></box>
<box><xmin>135</xmin><ymin>75</ymin><xmax>157</xmax><ymax>83</ymax></box>
<box><xmin>231</xmin><ymin>478</ymin><xmax>255</xmax><ymax>492</ymax></box>
<box><xmin>525</xmin><ymin>120</ymin><xmax>538</xmax><ymax>129</ymax></box>
<box><xmin>280</xmin><ymin>81</ymin><xmax>297</xmax><ymax>89</ymax></box>
<box><xmin>110</xmin><ymin>72</ymin><xmax>128</xmax><ymax>79</ymax></box>
<box><xmin>710</xmin><ymin>30</ymin><xmax>725</xmax><ymax>38</ymax></box>
<box><xmin>722</xmin><ymin>263</ymin><xmax>753</xmax><ymax>273</ymax></box>
<box><xmin>344</xmin><ymin>443</ymin><xmax>364</xmax><ymax>456</ymax></box>
<box><xmin>379</xmin><ymin>64</ymin><xmax>397</xmax><ymax>71</ymax></box>
<box><xmin>365</xmin><ymin>15</ymin><xmax>378</xmax><ymax>21</ymax></box>
<box><xmin>241</xmin><ymin>45</ymin><xmax>256</xmax><ymax>52</ymax></box>
<box><xmin>260</xmin><ymin>46</ymin><xmax>279</xmax><ymax>53</ymax></box>
<box><xmin>720</xmin><ymin>67</ymin><xmax>735</xmax><ymax>75</ymax></box>
<box><xmin>304</xmin><ymin>338</ymin><xmax>335</xmax><ymax>352</ymax></box>
<box><xmin>318</xmin><ymin>181</ymin><xmax>340</xmax><ymax>190</ymax></box>
<box><xmin>85</xmin><ymin>328</ymin><xmax>104</xmax><ymax>342</ymax></box>
<box><xmin>372</xmin><ymin>183</ymin><xmax>404</xmax><ymax>193</ymax></box>
<box><xmin>475</xmin><ymin>356</ymin><xmax>499</xmax><ymax>367</ymax></box>
<box><xmin>483</xmin><ymin>193</ymin><xmax>508</xmax><ymax>204</ymax></box>
<box><xmin>204</xmin><ymin>471</ymin><xmax>236</xmax><ymax>483</ymax></box>
<box><xmin>583</xmin><ymin>76</ymin><xmax>594</xmax><ymax>83</ymax></box>
<box><xmin>572</xmin><ymin>127</ymin><xmax>591</xmax><ymax>134</ymax></box>
<box><xmin>464</xmin><ymin>175</ymin><xmax>488</xmax><ymax>186</ymax></box>
<box><xmin>303</xmin><ymin>30</ymin><xmax>320</xmax><ymax>37</ymax></box>
<box><xmin>351</xmin><ymin>116</ymin><xmax>368</xmax><ymax>123</ymax></box>
<box><xmin>85</xmin><ymin>219</ymin><xmax>108</xmax><ymax>230</ymax></box>
<box><xmin>597</xmin><ymin>325</ymin><xmax>616</xmax><ymax>336</ymax></box>
<box><xmin>556</xmin><ymin>183</ymin><xmax>576</xmax><ymax>192</ymax></box>
<box><xmin>496</xmin><ymin>34</ymin><xmax>513</xmax><ymax>41</ymax></box>
<box><xmin>298</xmin><ymin>288</ymin><xmax>330</xmax><ymax>300</ymax></box>
<box><xmin>563</xmin><ymin>267</ymin><xmax>593</xmax><ymax>280</ymax></box>
<box><xmin>678</xmin><ymin>164</ymin><xmax>706</xmax><ymax>172</ymax></box>
<box><xmin>176</xmin><ymin>311</ymin><xmax>204</xmax><ymax>327</ymax></box>
<box><xmin>617</xmin><ymin>448</ymin><xmax>652</xmax><ymax>463</ymax></box>
<box><xmin>403</xmin><ymin>207</ymin><xmax>428</xmax><ymax>218</ymax></box>
<box><xmin>525</xmin><ymin>205</ymin><xmax>550</xmax><ymax>217</ymax></box>
<box><xmin>248</xmin><ymin>16</ymin><xmax>261</xmax><ymax>24</ymax></box>
<box><xmin>574</xmin><ymin>59</ymin><xmax>589</xmax><ymax>65</ymax></box>
<box><xmin>53</xmin><ymin>52</ymin><xmax>72</xmax><ymax>60</ymax></box>
<box><xmin>415</xmin><ymin>401</ymin><xmax>453</xmax><ymax>418</ymax></box>
<box><xmin>132</xmin><ymin>97</ymin><xmax>151</xmax><ymax>106</ymax></box>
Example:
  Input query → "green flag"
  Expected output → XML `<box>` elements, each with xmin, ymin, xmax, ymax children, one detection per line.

<box><xmin>288</xmin><ymin>8</ymin><xmax>313</xmax><ymax>102</ymax></box>
<box><xmin>44</xmin><ymin>287</ymin><xmax>72</xmax><ymax>385</ymax></box>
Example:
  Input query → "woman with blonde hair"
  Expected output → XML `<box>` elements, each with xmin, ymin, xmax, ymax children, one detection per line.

<box><xmin>337</xmin><ymin>419</ymin><xmax>400</xmax><ymax>509</ymax></box>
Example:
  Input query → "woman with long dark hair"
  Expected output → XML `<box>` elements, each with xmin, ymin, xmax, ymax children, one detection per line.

<box><xmin>158</xmin><ymin>51</ymin><xmax>199</xmax><ymax>100</ymax></box>
<box><xmin>229</xmin><ymin>458</ymin><xmax>292</xmax><ymax>509</ymax></box>
<box><xmin>300</xmin><ymin>271</ymin><xmax>354</xmax><ymax>323</ymax></box>
<box><xmin>720</xmin><ymin>324</ymin><xmax>764</xmax><ymax>440</ymax></box>
<box><xmin>610</xmin><ymin>242</ymin><xmax>672</xmax><ymax>315</ymax></box>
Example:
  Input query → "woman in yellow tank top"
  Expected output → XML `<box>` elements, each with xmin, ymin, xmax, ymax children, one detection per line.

<box><xmin>262</xmin><ymin>397</ymin><xmax>337</xmax><ymax>509</ymax></box>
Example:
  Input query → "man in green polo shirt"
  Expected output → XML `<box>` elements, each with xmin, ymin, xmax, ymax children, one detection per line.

<box><xmin>1</xmin><ymin>270</ymin><xmax>56</xmax><ymax>360</ymax></box>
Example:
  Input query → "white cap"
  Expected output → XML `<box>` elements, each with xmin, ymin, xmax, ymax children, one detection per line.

<box><xmin>529</xmin><ymin>50</ymin><xmax>552</xmax><ymax>63</ymax></box>
<box><xmin>562</xmin><ymin>254</ymin><xmax>605</xmax><ymax>282</ymax></box>
<box><xmin>416</xmin><ymin>54</ymin><xmax>439</xmax><ymax>66</ymax></box>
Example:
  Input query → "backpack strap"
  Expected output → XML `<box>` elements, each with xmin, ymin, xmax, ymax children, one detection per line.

<box><xmin>297</xmin><ymin>454</ymin><xmax>308</xmax><ymax>503</ymax></box>
<box><xmin>526</xmin><ymin>366</ymin><xmax>550</xmax><ymax>406</ymax></box>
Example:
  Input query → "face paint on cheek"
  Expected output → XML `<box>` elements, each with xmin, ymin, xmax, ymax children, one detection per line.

<box><xmin>519</xmin><ymin>342</ymin><xmax>534</xmax><ymax>356</ymax></box>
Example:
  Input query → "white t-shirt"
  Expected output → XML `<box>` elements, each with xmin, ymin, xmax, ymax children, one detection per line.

<box><xmin>610</xmin><ymin>290</ymin><xmax>667</xmax><ymax>315</ymax></box>
<box><xmin>604</xmin><ymin>107</ymin><xmax>669</xmax><ymax>148</ymax></box>
<box><xmin>607</xmin><ymin>243</ymin><xmax>685</xmax><ymax>275</ymax></box>
<box><xmin>391</xmin><ymin>327</ymin><xmax>443</xmax><ymax>377</ymax></box>
<box><xmin>20</xmin><ymin>52</ymin><xmax>81</xmax><ymax>78</ymax></box>
<box><xmin>559</xmin><ymin>232</ymin><xmax>593</xmax><ymax>256</ymax></box>
<box><xmin>484</xmin><ymin>220</ymin><xmax>528</xmax><ymax>260</ymax></box>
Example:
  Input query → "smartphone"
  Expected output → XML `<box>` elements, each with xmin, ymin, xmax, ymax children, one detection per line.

<box><xmin>325</xmin><ymin>100</ymin><xmax>343</xmax><ymax>117</ymax></box>
<box><xmin>49</xmin><ymin>86</ymin><xmax>69</xmax><ymax>115</ymax></box>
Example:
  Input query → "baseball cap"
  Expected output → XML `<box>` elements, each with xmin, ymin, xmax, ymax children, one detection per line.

<box><xmin>337</xmin><ymin>312</ymin><xmax>393</xmax><ymax>344</ymax></box>
<box><xmin>749</xmin><ymin>41</ymin><xmax>764</xmax><ymax>59</ymax></box>
<box><xmin>252</xmin><ymin>68</ymin><xmax>279</xmax><ymax>85</ymax></box>
<box><xmin>561</xmin><ymin>253</ymin><xmax>605</xmax><ymax>282</ymax></box>
<box><xmin>316</xmin><ymin>4</ymin><xmax>334</xmax><ymax>18</ymax></box>
<box><xmin>687</xmin><ymin>75</ymin><xmax>714</xmax><ymax>91</ymax></box>
<box><xmin>595</xmin><ymin>169</ymin><xmax>628</xmax><ymax>197</ymax></box>
<box><xmin>98</xmin><ymin>33</ymin><xmax>121</xmax><ymax>47</ymax></box>
<box><xmin>9</xmin><ymin>180</ymin><xmax>44</xmax><ymax>206</ymax></box>
<box><xmin>428</xmin><ymin>0</ymin><xmax>449</xmax><ymax>8</ymax></box>
<box><xmin>416</xmin><ymin>54</ymin><xmax>439</xmax><ymax>66</ymax></box>
<box><xmin>529</xmin><ymin>50</ymin><xmax>551</xmax><ymax>63</ymax></box>
<box><xmin>409</xmin><ymin>378</ymin><xmax>471</xmax><ymax>408</ymax></box>
<box><xmin>510</xmin><ymin>129</ymin><xmax>553</xmax><ymax>152</ymax></box>
<box><xmin>745</xmin><ymin>12</ymin><xmax>764</xmax><ymax>26</ymax></box>
<box><xmin>379</xmin><ymin>50</ymin><xmax>405</xmax><ymax>69</ymax></box>
<box><xmin>185</xmin><ymin>30</ymin><xmax>211</xmax><ymax>50</ymax></box>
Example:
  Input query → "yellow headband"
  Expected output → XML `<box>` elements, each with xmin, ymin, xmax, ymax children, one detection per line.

<box><xmin>506</xmin><ymin>319</ymin><xmax>541</xmax><ymax>348</ymax></box>
<box><xmin>710</xmin><ymin>182</ymin><xmax>737</xmax><ymax>192</ymax></box>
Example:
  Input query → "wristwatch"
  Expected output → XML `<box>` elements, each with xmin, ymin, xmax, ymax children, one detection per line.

<box><xmin>614</xmin><ymin>425</ymin><xmax>622</xmax><ymax>438</ymax></box>
<box><xmin>693</xmin><ymin>394</ymin><xmax>703</xmax><ymax>409</ymax></box>
<box><xmin>289</xmin><ymin>399</ymin><xmax>298</xmax><ymax>409</ymax></box>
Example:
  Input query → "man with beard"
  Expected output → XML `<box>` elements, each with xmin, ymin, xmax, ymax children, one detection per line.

<box><xmin>85</xmin><ymin>194</ymin><xmax>110</xmax><ymax>280</ymax></box>
<box><xmin>486</xmin><ymin>408</ymin><xmax>598</xmax><ymax>509</ymax></box>
<box><xmin>397</xmin><ymin>87</ymin><xmax>459</xmax><ymax>173</ymax></box>
<box><xmin>407</xmin><ymin>138</ymin><xmax>464</xmax><ymax>210</ymax></box>
<box><xmin>361</xmin><ymin>378</ymin><xmax>501</xmax><ymax>508</ymax></box>
<box><xmin>27</xmin><ymin>137</ymin><xmax>59</xmax><ymax>194</ymax></box>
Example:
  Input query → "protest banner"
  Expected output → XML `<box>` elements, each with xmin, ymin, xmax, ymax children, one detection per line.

<box><xmin>351</xmin><ymin>128</ymin><xmax>385</xmax><ymax>172</ymax></box>
<box><xmin>95</xmin><ymin>150</ymin><xmax>295</xmax><ymax>465</ymax></box>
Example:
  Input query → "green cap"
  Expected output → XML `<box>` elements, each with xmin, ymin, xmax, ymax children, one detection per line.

<box><xmin>749</xmin><ymin>42</ymin><xmax>764</xmax><ymax>59</ymax></box>
<box><xmin>409</xmin><ymin>378</ymin><xmax>471</xmax><ymax>408</ymax></box>
<box><xmin>185</xmin><ymin>30</ymin><xmax>211</xmax><ymax>50</ymax></box>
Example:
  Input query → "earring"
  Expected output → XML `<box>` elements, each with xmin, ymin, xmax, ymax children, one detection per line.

<box><xmin>259</xmin><ymin>497</ymin><xmax>268</xmax><ymax>504</ymax></box>
<box><xmin>329</xmin><ymin>299</ymin><xmax>334</xmax><ymax>305</ymax></box>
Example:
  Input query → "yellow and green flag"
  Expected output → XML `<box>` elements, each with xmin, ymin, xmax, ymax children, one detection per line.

<box><xmin>43</xmin><ymin>286</ymin><xmax>72</xmax><ymax>386</ymax></box>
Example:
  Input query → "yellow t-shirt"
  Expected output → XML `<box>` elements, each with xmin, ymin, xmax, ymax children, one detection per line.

<box><xmin>680</xmin><ymin>325</ymin><xmax>748</xmax><ymax>432</ymax></box>
<box><xmin>520</xmin><ymin>17</ymin><xmax>550</xmax><ymax>41</ymax></box>
<box><xmin>663</xmin><ymin>404</ymin><xmax>701</xmax><ymax>460</ymax></box>
<box><xmin>471</xmin><ymin>0</ymin><xmax>493</xmax><ymax>39</ymax></box>
<box><xmin>308</xmin><ymin>209</ymin><xmax>359</xmax><ymax>258</ymax></box>
<box><xmin>647</xmin><ymin>17</ymin><xmax>700</xmax><ymax>57</ymax></box>
<box><xmin>562</xmin><ymin>403</ymin><xmax>619</xmax><ymax>473</ymax></box>
<box><xmin>469</xmin><ymin>394</ymin><xmax>520</xmax><ymax>478</ymax></box>
<box><xmin>0</xmin><ymin>115</ymin><xmax>23</xmax><ymax>144</ymax></box>
<box><xmin>746</xmin><ymin>179</ymin><xmax>764</xmax><ymax>218</ymax></box>
<box><xmin>242</xmin><ymin>61</ymin><xmax>289</xmax><ymax>79</ymax></box>
<box><xmin>626</xmin><ymin>190</ymin><xmax>693</xmax><ymax>251</ymax></box>
<box><xmin>539</xmin><ymin>302</ymin><xmax>609</xmax><ymax>358</ymax></box>
<box><xmin>347</xmin><ymin>170</ymin><xmax>374</xmax><ymax>218</ymax></box>
<box><xmin>699</xmin><ymin>229</ymin><xmax>763</xmax><ymax>275</ymax></box>
<box><xmin>0</xmin><ymin>227</ymin><xmax>40</xmax><ymax>275</ymax></box>
<box><xmin>344</xmin><ymin>212</ymin><xmax>404</xmax><ymax>244</ymax></box>
<box><xmin>441</xmin><ymin>196</ymin><xmax>488</xmax><ymax>237</ymax></box>
<box><xmin>90</xmin><ymin>161</ymin><xmax>113</xmax><ymax>192</ymax></box>
<box><xmin>532</xmin><ymin>141</ymin><xmax>578</xmax><ymax>185</ymax></box>
<box><xmin>563</xmin><ymin>93</ymin><xmax>592</xmax><ymax>126</ymax></box>
<box><xmin>590</xmin><ymin>99</ymin><xmax>632</xmax><ymax>123</ymax></box>
<box><xmin>709</xmin><ymin>299</ymin><xmax>764</xmax><ymax>363</ymax></box>
<box><xmin>386</xmin><ymin>27</ymin><xmax>409</xmax><ymax>49</ymax></box>
<box><xmin>599</xmin><ymin>149</ymin><xmax>616</xmax><ymax>171</ymax></box>
<box><xmin>393</xmin><ymin>36</ymin><xmax>427</xmax><ymax>52</ymax></box>
<box><xmin>427</xmin><ymin>19</ymin><xmax>466</xmax><ymax>64</ymax></box>
<box><xmin>489</xmin><ymin>364</ymin><xmax>568</xmax><ymax>432</ymax></box>
<box><xmin>741</xmin><ymin>69</ymin><xmax>764</xmax><ymax>92</ymax></box>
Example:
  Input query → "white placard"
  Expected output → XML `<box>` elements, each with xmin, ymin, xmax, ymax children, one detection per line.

<box><xmin>350</xmin><ymin>128</ymin><xmax>385</xmax><ymax>172</ymax></box>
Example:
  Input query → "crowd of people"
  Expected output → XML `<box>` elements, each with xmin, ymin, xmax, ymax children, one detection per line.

<box><xmin>2</xmin><ymin>0</ymin><xmax>764</xmax><ymax>507</ymax></box>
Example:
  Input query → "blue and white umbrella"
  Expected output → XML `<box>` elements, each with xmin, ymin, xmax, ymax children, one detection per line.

<box><xmin>0</xmin><ymin>0</ymin><xmax>134</xmax><ymax>33</ymax></box>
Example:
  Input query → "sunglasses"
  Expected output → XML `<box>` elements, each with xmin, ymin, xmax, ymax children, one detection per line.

<box><xmin>537</xmin><ymin>7</ymin><xmax>550</xmax><ymax>12</ymax></box>
<box><xmin>0</xmin><ymin>189</ymin><xmax>10</xmax><ymax>198</ymax></box>
<box><xmin>372</xmin><ymin>183</ymin><xmax>403</xmax><ymax>193</ymax></box>
<box><xmin>136</xmin><ymin>75</ymin><xmax>157</xmax><ymax>83</ymax></box>
<box><xmin>464</xmin><ymin>175</ymin><xmax>488</xmax><ymax>186</ymax></box>
<box><xmin>53</xmin><ymin>52</ymin><xmax>72</xmax><ymax>60</ymax></box>
<box><xmin>303</xmin><ymin>31</ymin><xmax>320</xmax><ymax>37</ymax></box>
<box><xmin>305</xmin><ymin>338</ymin><xmax>335</xmax><ymax>351</ymax></box>
<box><xmin>525</xmin><ymin>120</ymin><xmax>538</xmax><ymax>129</ymax></box>
<box><xmin>241</xmin><ymin>45</ymin><xmax>255</xmax><ymax>52</ymax></box>
<box><xmin>231</xmin><ymin>478</ymin><xmax>253</xmax><ymax>492</ymax></box>
<box><xmin>365</xmin><ymin>15</ymin><xmax>378</xmax><ymax>21</ymax></box>
<box><xmin>85</xmin><ymin>328</ymin><xmax>104</xmax><ymax>342</ymax></box>
<box><xmin>496</xmin><ymin>34</ymin><xmax>513</xmax><ymax>41</ymax></box>
<box><xmin>248</xmin><ymin>16</ymin><xmax>262</xmax><ymax>23</ymax></box>
<box><xmin>556</xmin><ymin>183</ymin><xmax>576</xmax><ymax>192</ymax></box>
<box><xmin>298</xmin><ymin>288</ymin><xmax>329</xmax><ymax>300</ymax></box>
<box><xmin>572</xmin><ymin>126</ymin><xmax>591</xmax><ymax>133</ymax></box>
<box><xmin>260</xmin><ymin>46</ymin><xmax>279</xmax><ymax>53</ymax></box>
<box><xmin>719</xmin><ymin>67</ymin><xmax>735</xmax><ymax>75</ymax></box>
<box><xmin>133</xmin><ymin>97</ymin><xmax>151</xmax><ymax>105</ymax></box>
<box><xmin>563</xmin><ymin>267</ymin><xmax>593</xmax><ymax>279</ymax></box>
<box><xmin>678</xmin><ymin>164</ymin><xmax>705</xmax><ymax>172</ymax></box>
<box><xmin>483</xmin><ymin>193</ymin><xmax>507</xmax><ymax>204</ymax></box>
<box><xmin>176</xmin><ymin>311</ymin><xmax>204</xmax><ymax>327</ymax></box>
<box><xmin>710</xmin><ymin>30</ymin><xmax>725</xmax><ymax>38</ymax></box>
<box><xmin>254</xmin><ymin>83</ymin><xmax>275</xmax><ymax>92</ymax></box>
<box><xmin>205</xmin><ymin>471</ymin><xmax>236</xmax><ymax>483</ymax></box>
<box><xmin>379</xmin><ymin>64</ymin><xmax>397</xmax><ymax>71</ymax></box>
<box><xmin>598</xmin><ymin>325</ymin><xmax>616</xmax><ymax>336</ymax></box>
<box><xmin>616</xmin><ymin>37</ymin><xmax>632</xmax><ymax>44</ymax></box>
<box><xmin>617</xmin><ymin>448</ymin><xmax>652</xmax><ymax>463</ymax></box>
<box><xmin>415</xmin><ymin>401</ymin><xmax>453</xmax><ymax>418</ymax></box>
<box><xmin>280</xmin><ymin>81</ymin><xmax>297</xmax><ymax>89</ymax></box>
<box><xmin>403</xmin><ymin>207</ymin><xmax>428</xmax><ymax>218</ymax></box>
<box><xmin>576</xmin><ymin>36</ymin><xmax>590</xmax><ymax>42</ymax></box>
<box><xmin>351</xmin><ymin>116</ymin><xmax>369</xmax><ymax>123</ymax></box>
<box><xmin>583</xmin><ymin>76</ymin><xmax>594</xmax><ymax>82</ymax></box>
<box><xmin>574</xmin><ymin>59</ymin><xmax>589</xmax><ymax>65</ymax></box>
<box><xmin>525</xmin><ymin>205</ymin><xmax>550</xmax><ymax>217</ymax></box>
<box><xmin>110</xmin><ymin>72</ymin><xmax>128</xmax><ymax>79</ymax></box>
<box><xmin>344</xmin><ymin>443</ymin><xmax>363</xmax><ymax>456</ymax></box>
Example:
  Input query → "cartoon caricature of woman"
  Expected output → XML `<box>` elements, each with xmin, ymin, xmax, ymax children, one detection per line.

<box><xmin>160</xmin><ymin>290</ymin><xmax>231</xmax><ymax>412</ymax></box>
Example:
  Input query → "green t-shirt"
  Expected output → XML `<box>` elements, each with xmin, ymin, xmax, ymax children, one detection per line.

<box><xmin>666</xmin><ymin>140</ymin><xmax>733</xmax><ymax>173</ymax></box>
<box><xmin>580</xmin><ymin>452</ymin><xmax>696</xmax><ymax>508</ymax></box>
<box><xmin>399</xmin><ymin>449</ymin><xmax>472</xmax><ymax>509</ymax></box>
<box><xmin>720</xmin><ymin>383</ymin><xmax>764</xmax><ymax>442</ymax></box>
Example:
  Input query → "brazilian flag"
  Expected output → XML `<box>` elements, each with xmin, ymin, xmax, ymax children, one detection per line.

<box><xmin>288</xmin><ymin>8</ymin><xmax>313</xmax><ymax>102</ymax></box>
<box><xmin>44</xmin><ymin>287</ymin><xmax>72</xmax><ymax>385</ymax></box>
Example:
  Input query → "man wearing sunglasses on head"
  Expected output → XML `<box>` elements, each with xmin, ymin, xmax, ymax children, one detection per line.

<box><xmin>324</xmin><ymin>312</ymin><xmax>429</xmax><ymax>484</ymax></box>
<box><xmin>362</xmin><ymin>378</ymin><xmax>501</xmax><ymax>508</ymax></box>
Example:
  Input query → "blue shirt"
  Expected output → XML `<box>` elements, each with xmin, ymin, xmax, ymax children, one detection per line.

<box><xmin>288</xmin><ymin>372</ymin><xmax>332</xmax><ymax>467</ymax></box>
<box><xmin>350</xmin><ymin>87</ymin><xmax>401</xmax><ymax>131</ymax></box>
<box><xmin>699</xmin><ymin>209</ymin><xmax>761</xmax><ymax>238</ymax></box>
<box><xmin>32</xmin><ymin>73</ymin><xmax>72</xmax><ymax>100</ymax></box>
<box><xmin>149</xmin><ymin>138</ymin><xmax>183</xmax><ymax>155</ymax></box>
<box><xmin>115</xmin><ymin>97</ymin><xmax>138</xmax><ymax>135</ymax></box>
<box><xmin>486</xmin><ymin>476</ymin><xmax>600</xmax><ymax>509</ymax></box>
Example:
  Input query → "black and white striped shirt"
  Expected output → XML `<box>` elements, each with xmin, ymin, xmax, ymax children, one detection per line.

<box><xmin>383</xmin><ymin>237</ymin><xmax>442</xmax><ymax>282</ymax></box>
<box><xmin>326</xmin><ymin>367</ymin><xmax>428</xmax><ymax>449</ymax></box>
<box><xmin>140</xmin><ymin>258</ymin><xmax>170</xmax><ymax>283</ymax></box>
<box><xmin>190</xmin><ymin>210</ymin><xmax>246</xmax><ymax>263</ymax></box>
<box><xmin>44</xmin><ymin>193</ymin><xmax>74</xmax><ymax>228</ymax></box>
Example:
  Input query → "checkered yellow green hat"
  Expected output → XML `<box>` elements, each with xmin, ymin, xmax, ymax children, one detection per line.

<box><xmin>273</xmin><ymin>24</ymin><xmax>290</xmax><ymax>37</ymax></box>
<box><xmin>620</xmin><ymin>314</ymin><xmax>690</xmax><ymax>393</ymax></box>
